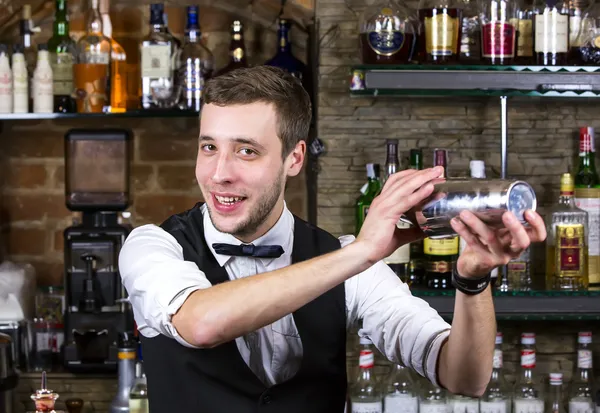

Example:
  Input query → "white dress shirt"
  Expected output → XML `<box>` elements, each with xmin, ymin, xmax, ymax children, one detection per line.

<box><xmin>119</xmin><ymin>203</ymin><xmax>451</xmax><ymax>388</ymax></box>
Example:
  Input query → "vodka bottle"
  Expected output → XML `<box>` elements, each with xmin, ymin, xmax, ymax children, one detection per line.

<box><xmin>546</xmin><ymin>373</ymin><xmax>565</xmax><ymax>413</ymax></box>
<box><xmin>33</xmin><ymin>44</ymin><xmax>54</xmax><ymax>113</ymax></box>
<box><xmin>513</xmin><ymin>333</ymin><xmax>544</xmax><ymax>413</ymax></box>
<box><xmin>350</xmin><ymin>337</ymin><xmax>383</xmax><ymax>413</ymax></box>
<box><xmin>129</xmin><ymin>343</ymin><xmax>149</xmax><ymax>413</ymax></box>
<box><xmin>12</xmin><ymin>44</ymin><xmax>28</xmax><ymax>113</ymax></box>
<box><xmin>0</xmin><ymin>44</ymin><xmax>12</xmax><ymax>113</ymax></box>
<box><xmin>451</xmin><ymin>392</ymin><xmax>480</xmax><ymax>413</ymax></box>
<box><xmin>420</xmin><ymin>375</ymin><xmax>449</xmax><ymax>413</ymax></box>
<box><xmin>383</xmin><ymin>364</ymin><xmax>419</xmax><ymax>413</ymax></box>
<box><xmin>480</xmin><ymin>332</ymin><xmax>511</xmax><ymax>413</ymax></box>
<box><xmin>569</xmin><ymin>332</ymin><xmax>595</xmax><ymax>413</ymax></box>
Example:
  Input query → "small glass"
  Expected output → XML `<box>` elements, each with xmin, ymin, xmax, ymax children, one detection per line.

<box><xmin>31</xmin><ymin>371</ymin><xmax>59</xmax><ymax>413</ymax></box>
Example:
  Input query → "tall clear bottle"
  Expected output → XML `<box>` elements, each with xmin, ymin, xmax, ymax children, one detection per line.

<box><xmin>409</xmin><ymin>149</ymin><xmax>425</xmax><ymax>286</ymax></box>
<box><xmin>546</xmin><ymin>374</ymin><xmax>565</xmax><ymax>413</ymax></box>
<box><xmin>179</xmin><ymin>6</ymin><xmax>214</xmax><ymax>112</ymax></box>
<box><xmin>545</xmin><ymin>173</ymin><xmax>589</xmax><ymax>291</ymax></box>
<box><xmin>513</xmin><ymin>333</ymin><xmax>544</xmax><ymax>413</ymax></box>
<box><xmin>383</xmin><ymin>364</ymin><xmax>419</xmax><ymax>413</ymax></box>
<box><xmin>480</xmin><ymin>332</ymin><xmax>511</xmax><ymax>413</ymax></box>
<box><xmin>420</xmin><ymin>378</ymin><xmax>449</xmax><ymax>413</ymax></box>
<box><xmin>140</xmin><ymin>3</ymin><xmax>181</xmax><ymax>109</ymax></box>
<box><xmin>100</xmin><ymin>0</ymin><xmax>127</xmax><ymax>113</ymax></box>
<box><xmin>47</xmin><ymin>0</ymin><xmax>76</xmax><ymax>113</ymax></box>
<box><xmin>568</xmin><ymin>332</ymin><xmax>595</xmax><ymax>413</ymax></box>
<box><xmin>350</xmin><ymin>337</ymin><xmax>382</xmax><ymax>413</ymax></box>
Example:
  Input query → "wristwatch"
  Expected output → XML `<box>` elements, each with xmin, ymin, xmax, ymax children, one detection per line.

<box><xmin>451</xmin><ymin>266</ymin><xmax>491</xmax><ymax>295</ymax></box>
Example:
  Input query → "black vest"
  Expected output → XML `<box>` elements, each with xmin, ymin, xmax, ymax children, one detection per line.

<box><xmin>140</xmin><ymin>203</ymin><xmax>347</xmax><ymax>413</ymax></box>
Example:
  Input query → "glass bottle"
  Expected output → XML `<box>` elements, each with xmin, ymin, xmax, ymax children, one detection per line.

<box><xmin>140</xmin><ymin>3</ymin><xmax>181</xmax><ymax>110</ymax></box>
<box><xmin>350</xmin><ymin>337</ymin><xmax>382</xmax><ymax>413</ymax></box>
<box><xmin>568</xmin><ymin>332</ymin><xmax>595</xmax><ymax>413</ymax></box>
<box><xmin>420</xmin><ymin>379</ymin><xmax>449</xmax><ymax>413</ymax></box>
<box><xmin>546</xmin><ymin>374</ymin><xmax>565</xmax><ymax>413</ymax></box>
<box><xmin>515</xmin><ymin>0</ymin><xmax>535</xmax><ymax>63</ymax></box>
<box><xmin>356</xmin><ymin>163</ymin><xmax>383</xmax><ymax>235</ymax></box>
<box><xmin>12</xmin><ymin>44</ymin><xmax>28</xmax><ymax>114</ymax></box>
<box><xmin>179</xmin><ymin>5</ymin><xmax>214</xmax><ymax>112</ymax></box>
<box><xmin>100</xmin><ymin>0</ymin><xmax>127</xmax><ymax>113</ymax></box>
<box><xmin>359</xmin><ymin>0</ymin><xmax>417</xmax><ymax>64</ymax></box>
<box><xmin>74</xmin><ymin>0</ymin><xmax>111</xmax><ymax>113</ymax></box>
<box><xmin>578</xmin><ymin>3</ymin><xmax>600</xmax><ymax>65</ymax></box>
<box><xmin>33</xmin><ymin>44</ymin><xmax>53</xmax><ymax>114</ymax></box>
<box><xmin>383</xmin><ymin>364</ymin><xmax>419</xmax><ymax>413</ymax></box>
<box><xmin>129</xmin><ymin>343</ymin><xmax>149</xmax><ymax>413</ymax></box>
<box><xmin>545</xmin><ymin>173</ymin><xmax>589</xmax><ymax>291</ymax></box>
<box><xmin>47</xmin><ymin>0</ymin><xmax>76</xmax><ymax>113</ymax></box>
<box><xmin>418</xmin><ymin>0</ymin><xmax>464</xmax><ymax>63</ymax></box>
<box><xmin>266</xmin><ymin>17</ymin><xmax>307</xmax><ymax>79</ymax></box>
<box><xmin>215</xmin><ymin>20</ymin><xmax>248</xmax><ymax>77</ymax></box>
<box><xmin>513</xmin><ymin>333</ymin><xmax>544</xmax><ymax>413</ymax></box>
<box><xmin>20</xmin><ymin>4</ymin><xmax>40</xmax><ymax>112</ymax></box>
<box><xmin>574</xmin><ymin>127</ymin><xmax>600</xmax><ymax>289</ymax></box>
<box><xmin>480</xmin><ymin>0</ymin><xmax>518</xmax><ymax>64</ymax></box>
<box><xmin>532</xmin><ymin>0</ymin><xmax>570</xmax><ymax>65</ymax></box>
<box><xmin>31</xmin><ymin>371</ymin><xmax>59</xmax><ymax>413</ymax></box>
<box><xmin>460</xmin><ymin>0</ymin><xmax>482</xmax><ymax>63</ymax></box>
<box><xmin>480</xmin><ymin>333</ymin><xmax>512</xmax><ymax>413</ymax></box>
<box><xmin>568</xmin><ymin>0</ymin><xmax>594</xmax><ymax>64</ymax></box>
<box><xmin>0</xmin><ymin>44</ymin><xmax>12</xmax><ymax>114</ymax></box>
<box><xmin>409</xmin><ymin>149</ymin><xmax>425</xmax><ymax>286</ymax></box>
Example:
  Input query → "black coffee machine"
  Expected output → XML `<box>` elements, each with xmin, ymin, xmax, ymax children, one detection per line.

<box><xmin>62</xmin><ymin>128</ymin><xmax>135</xmax><ymax>373</ymax></box>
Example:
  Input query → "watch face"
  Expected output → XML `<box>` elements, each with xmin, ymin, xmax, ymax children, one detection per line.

<box><xmin>508</xmin><ymin>182</ymin><xmax>536</xmax><ymax>223</ymax></box>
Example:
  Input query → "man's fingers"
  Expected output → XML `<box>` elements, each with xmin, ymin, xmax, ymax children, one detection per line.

<box><xmin>380</xmin><ymin>169</ymin><xmax>420</xmax><ymax>194</ymax></box>
<box><xmin>459</xmin><ymin>210</ymin><xmax>505</xmax><ymax>257</ymax></box>
<box><xmin>523</xmin><ymin>210</ymin><xmax>547</xmax><ymax>243</ymax></box>
<box><xmin>501</xmin><ymin>211</ymin><xmax>531</xmax><ymax>252</ymax></box>
<box><xmin>384</xmin><ymin>167</ymin><xmax>444</xmax><ymax>197</ymax></box>
<box><xmin>450</xmin><ymin>217</ymin><xmax>489</xmax><ymax>255</ymax></box>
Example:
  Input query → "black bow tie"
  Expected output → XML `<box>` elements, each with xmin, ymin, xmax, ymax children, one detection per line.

<box><xmin>212</xmin><ymin>243</ymin><xmax>284</xmax><ymax>258</ymax></box>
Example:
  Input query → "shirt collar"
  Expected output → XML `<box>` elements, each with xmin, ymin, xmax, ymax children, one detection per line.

<box><xmin>203</xmin><ymin>202</ymin><xmax>294</xmax><ymax>267</ymax></box>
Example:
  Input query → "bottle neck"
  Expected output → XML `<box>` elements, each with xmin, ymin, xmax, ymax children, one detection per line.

<box><xmin>230</xmin><ymin>34</ymin><xmax>246</xmax><ymax>63</ymax></box>
<box><xmin>54</xmin><ymin>0</ymin><xmax>69</xmax><ymax>37</ymax></box>
<box><xmin>278</xmin><ymin>24</ymin><xmax>291</xmax><ymax>53</ymax></box>
<box><xmin>185</xmin><ymin>9</ymin><xmax>200</xmax><ymax>42</ymax></box>
<box><xmin>87</xmin><ymin>1</ymin><xmax>103</xmax><ymax>35</ymax></box>
<box><xmin>558</xmin><ymin>190</ymin><xmax>575</xmax><ymax>205</ymax></box>
<box><xmin>579</xmin><ymin>151</ymin><xmax>597</xmax><ymax>171</ymax></box>
<box><xmin>101</xmin><ymin>13</ymin><xmax>112</xmax><ymax>38</ymax></box>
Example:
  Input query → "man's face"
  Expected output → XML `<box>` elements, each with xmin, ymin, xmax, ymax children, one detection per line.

<box><xmin>196</xmin><ymin>102</ymin><xmax>305</xmax><ymax>241</ymax></box>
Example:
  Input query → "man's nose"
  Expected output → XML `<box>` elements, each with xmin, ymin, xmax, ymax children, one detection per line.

<box><xmin>211</xmin><ymin>151</ymin><xmax>235</xmax><ymax>183</ymax></box>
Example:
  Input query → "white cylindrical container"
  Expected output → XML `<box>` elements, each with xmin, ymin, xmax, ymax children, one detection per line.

<box><xmin>33</xmin><ymin>44</ymin><xmax>53</xmax><ymax>113</ymax></box>
<box><xmin>12</xmin><ymin>45</ymin><xmax>28</xmax><ymax>113</ymax></box>
<box><xmin>0</xmin><ymin>44</ymin><xmax>12</xmax><ymax>113</ymax></box>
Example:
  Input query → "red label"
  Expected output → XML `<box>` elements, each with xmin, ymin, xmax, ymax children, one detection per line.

<box><xmin>482</xmin><ymin>22</ymin><xmax>516</xmax><ymax>58</ymax></box>
<box><xmin>560</xmin><ymin>236</ymin><xmax>581</xmax><ymax>271</ymax></box>
<box><xmin>580</xmin><ymin>128</ymin><xmax>594</xmax><ymax>153</ymax></box>
<box><xmin>521</xmin><ymin>349</ymin><xmax>536</xmax><ymax>368</ymax></box>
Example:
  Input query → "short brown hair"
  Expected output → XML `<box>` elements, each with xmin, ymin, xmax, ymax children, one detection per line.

<box><xmin>203</xmin><ymin>65</ymin><xmax>312</xmax><ymax>157</ymax></box>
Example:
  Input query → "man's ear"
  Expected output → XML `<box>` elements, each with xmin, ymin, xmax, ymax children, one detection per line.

<box><xmin>286</xmin><ymin>141</ymin><xmax>306</xmax><ymax>177</ymax></box>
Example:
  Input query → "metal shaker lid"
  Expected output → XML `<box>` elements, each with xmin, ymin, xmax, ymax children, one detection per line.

<box><xmin>507</xmin><ymin>181</ymin><xmax>537</xmax><ymax>223</ymax></box>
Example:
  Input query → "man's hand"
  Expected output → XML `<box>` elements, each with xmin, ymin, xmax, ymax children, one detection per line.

<box><xmin>451</xmin><ymin>209</ymin><xmax>547</xmax><ymax>278</ymax></box>
<box><xmin>355</xmin><ymin>166</ymin><xmax>444</xmax><ymax>265</ymax></box>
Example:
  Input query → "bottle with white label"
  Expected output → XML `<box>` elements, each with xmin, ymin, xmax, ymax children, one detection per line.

<box><xmin>513</xmin><ymin>333</ymin><xmax>544</xmax><ymax>413</ymax></box>
<box><xmin>546</xmin><ymin>373</ymin><xmax>565</xmax><ymax>413</ymax></box>
<box><xmin>383</xmin><ymin>363</ymin><xmax>419</xmax><ymax>413</ymax></box>
<box><xmin>480</xmin><ymin>332</ymin><xmax>511</xmax><ymax>413</ymax></box>
<box><xmin>12</xmin><ymin>44</ymin><xmax>28</xmax><ymax>113</ymax></box>
<box><xmin>33</xmin><ymin>44</ymin><xmax>53</xmax><ymax>113</ymax></box>
<box><xmin>420</xmin><ymin>376</ymin><xmax>449</xmax><ymax>413</ymax></box>
<box><xmin>532</xmin><ymin>0</ymin><xmax>570</xmax><ymax>65</ymax></box>
<box><xmin>350</xmin><ymin>337</ymin><xmax>382</xmax><ymax>413</ymax></box>
<box><xmin>568</xmin><ymin>332</ymin><xmax>595</xmax><ymax>413</ymax></box>
<box><xmin>0</xmin><ymin>44</ymin><xmax>12</xmax><ymax>113</ymax></box>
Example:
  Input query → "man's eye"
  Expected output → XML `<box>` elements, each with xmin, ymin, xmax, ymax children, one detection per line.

<box><xmin>202</xmin><ymin>144</ymin><xmax>216</xmax><ymax>151</ymax></box>
<box><xmin>239</xmin><ymin>148</ymin><xmax>257</xmax><ymax>156</ymax></box>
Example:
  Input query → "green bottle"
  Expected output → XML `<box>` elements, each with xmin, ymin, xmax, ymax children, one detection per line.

<box><xmin>47</xmin><ymin>0</ymin><xmax>76</xmax><ymax>113</ymax></box>
<box><xmin>355</xmin><ymin>163</ymin><xmax>382</xmax><ymax>235</ymax></box>
<box><xmin>408</xmin><ymin>149</ymin><xmax>424</xmax><ymax>286</ymax></box>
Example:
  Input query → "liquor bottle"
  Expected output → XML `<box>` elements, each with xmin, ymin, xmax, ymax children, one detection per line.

<box><xmin>74</xmin><ymin>0</ymin><xmax>111</xmax><ymax>113</ymax></box>
<box><xmin>409</xmin><ymin>149</ymin><xmax>425</xmax><ymax>286</ymax></box>
<box><xmin>547</xmin><ymin>374</ymin><xmax>565</xmax><ymax>413</ymax></box>
<box><xmin>129</xmin><ymin>343</ymin><xmax>149</xmax><ymax>413</ymax></box>
<box><xmin>418</xmin><ymin>0</ymin><xmax>463</xmax><ymax>63</ymax></box>
<box><xmin>356</xmin><ymin>163</ymin><xmax>382</xmax><ymax>235</ymax></box>
<box><xmin>451</xmin><ymin>392</ymin><xmax>480</xmax><ymax>413</ymax></box>
<box><xmin>515</xmin><ymin>0</ymin><xmax>535</xmax><ymax>64</ymax></box>
<box><xmin>480</xmin><ymin>333</ymin><xmax>511</xmax><ymax>413</ymax></box>
<box><xmin>568</xmin><ymin>332</ymin><xmax>595</xmax><ymax>413</ymax></box>
<box><xmin>47</xmin><ymin>0</ymin><xmax>76</xmax><ymax>113</ymax></box>
<box><xmin>460</xmin><ymin>0</ymin><xmax>481</xmax><ymax>63</ymax></box>
<box><xmin>513</xmin><ymin>333</ymin><xmax>543</xmax><ymax>413</ymax></box>
<box><xmin>578</xmin><ymin>3</ymin><xmax>600</xmax><ymax>65</ymax></box>
<box><xmin>100</xmin><ymin>0</ymin><xmax>127</xmax><ymax>113</ymax></box>
<box><xmin>140</xmin><ymin>4</ymin><xmax>181</xmax><ymax>110</ymax></box>
<box><xmin>359</xmin><ymin>0</ymin><xmax>417</xmax><ymax>64</ymax></box>
<box><xmin>20</xmin><ymin>4</ymin><xmax>40</xmax><ymax>112</ymax></box>
<box><xmin>567</xmin><ymin>0</ymin><xmax>592</xmax><ymax>64</ymax></box>
<box><xmin>424</xmin><ymin>149</ymin><xmax>459</xmax><ymax>289</ymax></box>
<box><xmin>33</xmin><ymin>44</ymin><xmax>53</xmax><ymax>114</ymax></box>
<box><xmin>266</xmin><ymin>17</ymin><xmax>307</xmax><ymax>80</ymax></box>
<box><xmin>0</xmin><ymin>44</ymin><xmax>12</xmax><ymax>113</ymax></box>
<box><xmin>480</xmin><ymin>0</ymin><xmax>518</xmax><ymax>64</ymax></box>
<box><xmin>574</xmin><ymin>127</ymin><xmax>600</xmax><ymax>289</ymax></box>
<box><xmin>532</xmin><ymin>0</ymin><xmax>570</xmax><ymax>65</ymax></box>
<box><xmin>180</xmin><ymin>6</ymin><xmax>214</xmax><ymax>112</ymax></box>
<box><xmin>384</xmin><ymin>140</ymin><xmax>411</xmax><ymax>281</ymax></box>
<box><xmin>215</xmin><ymin>20</ymin><xmax>248</xmax><ymax>77</ymax></box>
<box><xmin>545</xmin><ymin>173</ymin><xmax>589</xmax><ymax>291</ymax></box>
<box><xmin>420</xmin><ymin>378</ymin><xmax>449</xmax><ymax>413</ymax></box>
<box><xmin>350</xmin><ymin>337</ymin><xmax>382</xmax><ymax>413</ymax></box>
<box><xmin>383</xmin><ymin>364</ymin><xmax>418</xmax><ymax>413</ymax></box>
<box><xmin>12</xmin><ymin>44</ymin><xmax>29</xmax><ymax>114</ymax></box>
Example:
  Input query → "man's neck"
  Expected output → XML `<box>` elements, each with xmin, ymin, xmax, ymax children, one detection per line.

<box><xmin>236</xmin><ymin>200</ymin><xmax>285</xmax><ymax>244</ymax></box>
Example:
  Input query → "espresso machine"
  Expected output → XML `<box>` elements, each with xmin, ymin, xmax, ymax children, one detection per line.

<box><xmin>62</xmin><ymin>128</ymin><xmax>135</xmax><ymax>373</ymax></box>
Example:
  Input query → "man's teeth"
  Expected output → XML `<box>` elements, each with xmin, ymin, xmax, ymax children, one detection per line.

<box><xmin>216</xmin><ymin>195</ymin><xmax>243</xmax><ymax>204</ymax></box>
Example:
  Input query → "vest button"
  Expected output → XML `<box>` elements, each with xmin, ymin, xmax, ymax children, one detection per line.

<box><xmin>262</xmin><ymin>394</ymin><xmax>272</xmax><ymax>404</ymax></box>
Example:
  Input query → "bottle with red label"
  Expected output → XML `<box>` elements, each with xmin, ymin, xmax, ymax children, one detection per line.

<box><xmin>350</xmin><ymin>337</ymin><xmax>382</xmax><ymax>413</ymax></box>
<box><xmin>568</xmin><ymin>332</ymin><xmax>595</xmax><ymax>413</ymax></box>
<box><xmin>480</xmin><ymin>0</ymin><xmax>518</xmax><ymax>64</ymax></box>
<box><xmin>480</xmin><ymin>333</ymin><xmax>511</xmax><ymax>413</ymax></box>
<box><xmin>513</xmin><ymin>333</ymin><xmax>543</xmax><ymax>413</ymax></box>
<box><xmin>547</xmin><ymin>373</ymin><xmax>566</xmax><ymax>413</ymax></box>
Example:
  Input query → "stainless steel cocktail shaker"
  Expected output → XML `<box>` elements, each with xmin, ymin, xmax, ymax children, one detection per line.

<box><xmin>400</xmin><ymin>179</ymin><xmax>537</xmax><ymax>239</ymax></box>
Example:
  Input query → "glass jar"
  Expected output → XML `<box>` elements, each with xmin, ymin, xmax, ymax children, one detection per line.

<box><xmin>460</xmin><ymin>0</ymin><xmax>482</xmax><ymax>63</ymax></box>
<box><xmin>577</xmin><ymin>3</ymin><xmax>600</xmax><ymax>64</ymax></box>
<box><xmin>480</xmin><ymin>0</ymin><xmax>518</xmax><ymax>64</ymax></box>
<box><xmin>35</xmin><ymin>286</ymin><xmax>65</xmax><ymax>323</ymax></box>
<box><xmin>359</xmin><ymin>0</ymin><xmax>417</xmax><ymax>64</ymax></box>
<box><xmin>418</xmin><ymin>0</ymin><xmax>464</xmax><ymax>63</ymax></box>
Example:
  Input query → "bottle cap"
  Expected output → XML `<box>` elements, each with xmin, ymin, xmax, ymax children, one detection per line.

<box><xmin>12</xmin><ymin>43</ymin><xmax>24</xmax><ymax>54</ymax></box>
<box><xmin>521</xmin><ymin>332</ymin><xmax>535</xmax><ymax>345</ymax></box>
<box><xmin>366</xmin><ymin>163</ymin><xmax>375</xmax><ymax>178</ymax></box>
<box><xmin>469</xmin><ymin>160</ymin><xmax>486</xmax><ymax>179</ymax></box>
<box><xmin>433</xmin><ymin>148</ymin><xmax>448</xmax><ymax>168</ymax></box>
<box><xmin>0</xmin><ymin>44</ymin><xmax>7</xmax><ymax>54</ymax></box>
<box><xmin>560</xmin><ymin>173</ymin><xmax>574</xmax><ymax>194</ymax></box>
<box><xmin>495</xmin><ymin>332</ymin><xmax>503</xmax><ymax>345</ymax></box>
<box><xmin>580</xmin><ymin>127</ymin><xmax>595</xmax><ymax>153</ymax></box>
<box><xmin>579</xmin><ymin>332</ymin><xmax>592</xmax><ymax>344</ymax></box>
<box><xmin>549</xmin><ymin>372</ymin><xmax>563</xmax><ymax>385</ymax></box>
<box><xmin>38</xmin><ymin>43</ymin><xmax>48</xmax><ymax>51</ymax></box>
<box><xmin>359</xmin><ymin>336</ymin><xmax>372</xmax><ymax>345</ymax></box>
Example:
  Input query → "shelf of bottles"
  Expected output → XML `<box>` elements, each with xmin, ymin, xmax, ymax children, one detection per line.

<box><xmin>0</xmin><ymin>1</ymin><xmax>306</xmax><ymax>120</ymax></box>
<box><xmin>349</xmin><ymin>0</ymin><xmax>600</xmax><ymax>97</ymax></box>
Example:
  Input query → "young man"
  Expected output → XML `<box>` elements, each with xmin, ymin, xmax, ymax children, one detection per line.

<box><xmin>119</xmin><ymin>66</ymin><xmax>546</xmax><ymax>412</ymax></box>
